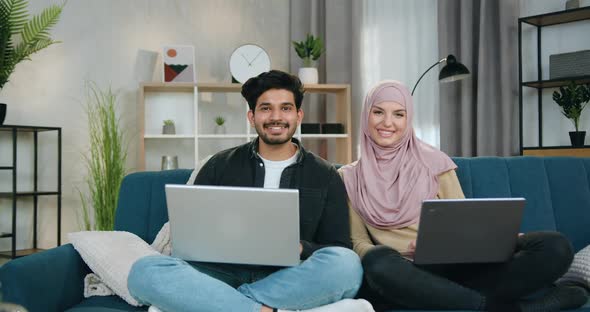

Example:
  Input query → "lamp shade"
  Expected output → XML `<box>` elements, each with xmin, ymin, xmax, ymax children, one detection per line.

<box><xmin>439</xmin><ymin>54</ymin><xmax>470</xmax><ymax>82</ymax></box>
<box><xmin>411</xmin><ymin>54</ymin><xmax>470</xmax><ymax>95</ymax></box>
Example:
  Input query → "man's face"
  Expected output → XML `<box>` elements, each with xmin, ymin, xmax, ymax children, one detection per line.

<box><xmin>247</xmin><ymin>88</ymin><xmax>303</xmax><ymax>146</ymax></box>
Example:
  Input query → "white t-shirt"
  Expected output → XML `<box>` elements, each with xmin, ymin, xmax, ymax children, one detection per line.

<box><xmin>259</xmin><ymin>151</ymin><xmax>299</xmax><ymax>189</ymax></box>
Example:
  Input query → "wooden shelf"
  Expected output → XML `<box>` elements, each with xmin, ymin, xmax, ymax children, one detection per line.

<box><xmin>0</xmin><ymin>191</ymin><xmax>59</xmax><ymax>197</ymax></box>
<box><xmin>139</xmin><ymin>82</ymin><xmax>352</xmax><ymax>170</ymax></box>
<box><xmin>141</xmin><ymin>82</ymin><xmax>352</xmax><ymax>93</ymax></box>
<box><xmin>523</xmin><ymin>147</ymin><xmax>590</xmax><ymax>157</ymax></box>
<box><xmin>300</xmin><ymin>134</ymin><xmax>349</xmax><ymax>139</ymax></box>
<box><xmin>520</xmin><ymin>7</ymin><xmax>590</xmax><ymax>27</ymax></box>
<box><xmin>518</xmin><ymin>7</ymin><xmax>590</xmax><ymax>154</ymax></box>
<box><xmin>0</xmin><ymin>248</ymin><xmax>44</xmax><ymax>258</ymax></box>
<box><xmin>522</xmin><ymin>76</ymin><xmax>590</xmax><ymax>89</ymax></box>
<box><xmin>144</xmin><ymin>134</ymin><xmax>195</xmax><ymax>139</ymax></box>
<box><xmin>142</xmin><ymin>82</ymin><xmax>196</xmax><ymax>93</ymax></box>
<box><xmin>197</xmin><ymin>134</ymin><xmax>251</xmax><ymax>139</ymax></box>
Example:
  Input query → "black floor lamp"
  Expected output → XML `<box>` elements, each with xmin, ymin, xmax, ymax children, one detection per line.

<box><xmin>411</xmin><ymin>54</ymin><xmax>470</xmax><ymax>95</ymax></box>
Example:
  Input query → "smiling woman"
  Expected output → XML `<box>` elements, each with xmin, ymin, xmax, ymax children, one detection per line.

<box><xmin>368</xmin><ymin>101</ymin><xmax>407</xmax><ymax>147</ymax></box>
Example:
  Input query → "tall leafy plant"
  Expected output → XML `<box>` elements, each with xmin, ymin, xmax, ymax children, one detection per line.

<box><xmin>552</xmin><ymin>82</ymin><xmax>590</xmax><ymax>132</ymax></box>
<box><xmin>79</xmin><ymin>83</ymin><xmax>127</xmax><ymax>231</ymax></box>
<box><xmin>0</xmin><ymin>0</ymin><xmax>65</xmax><ymax>90</ymax></box>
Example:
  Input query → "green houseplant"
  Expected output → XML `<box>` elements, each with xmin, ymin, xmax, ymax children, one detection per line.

<box><xmin>79</xmin><ymin>83</ymin><xmax>127</xmax><ymax>231</ymax></box>
<box><xmin>552</xmin><ymin>82</ymin><xmax>590</xmax><ymax>147</ymax></box>
<box><xmin>214</xmin><ymin>116</ymin><xmax>225</xmax><ymax>126</ymax></box>
<box><xmin>214</xmin><ymin>115</ymin><xmax>226</xmax><ymax>135</ymax></box>
<box><xmin>292</xmin><ymin>33</ymin><xmax>324</xmax><ymax>84</ymax></box>
<box><xmin>162</xmin><ymin>119</ymin><xmax>175</xmax><ymax>134</ymax></box>
<box><xmin>0</xmin><ymin>0</ymin><xmax>65</xmax><ymax>125</ymax></box>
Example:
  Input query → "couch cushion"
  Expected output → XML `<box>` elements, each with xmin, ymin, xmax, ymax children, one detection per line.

<box><xmin>452</xmin><ymin>157</ymin><xmax>590</xmax><ymax>252</ymax></box>
<box><xmin>65</xmin><ymin>296</ymin><xmax>147</xmax><ymax>312</ymax></box>
<box><xmin>504</xmin><ymin>157</ymin><xmax>556</xmax><ymax>232</ymax></box>
<box><xmin>543</xmin><ymin>158</ymin><xmax>590</xmax><ymax>252</ymax></box>
<box><xmin>114</xmin><ymin>169</ymin><xmax>192</xmax><ymax>243</ymax></box>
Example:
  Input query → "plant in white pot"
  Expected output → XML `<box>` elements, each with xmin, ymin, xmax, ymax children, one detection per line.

<box><xmin>552</xmin><ymin>82</ymin><xmax>590</xmax><ymax>147</ymax></box>
<box><xmin>214</xmin><ymin>116</ymin><xmax>226</xmax><ymax>135</ymax></box>
<box><xmin>292</xmin><ymin>33</ymin><xmax>324</xmax><ymax>84</ymax></box>
<box><xmin>0</xmin><ymin>0</ymin><xmax>65</xmax><ymax>125</ymax></box>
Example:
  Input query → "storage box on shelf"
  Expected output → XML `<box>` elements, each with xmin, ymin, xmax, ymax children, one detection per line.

<box><xmin>518</xmin><ymin>7</ymin><xmax>590</xmax><ymax>156</ymax></box>
<box><xmin>138</xmin><ymin>83</ymin><xmax>352</xmax><ymax>171</ymax></box>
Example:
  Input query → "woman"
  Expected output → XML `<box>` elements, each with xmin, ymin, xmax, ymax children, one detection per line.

<box><xmin>340</xmin><ymin>80</ymin><xmax>588</xmax><ymax>312</ymax></box>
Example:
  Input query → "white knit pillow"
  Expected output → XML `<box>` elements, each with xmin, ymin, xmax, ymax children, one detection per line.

<box><xmin>69</xmin><ymin>231</ymin><xmax>160</xmax><ymax>306</ymax></box>
<box><xmin>559</xmin><ymin>244</ymin><xmax>590</xmax><ymax>289</ymax></box>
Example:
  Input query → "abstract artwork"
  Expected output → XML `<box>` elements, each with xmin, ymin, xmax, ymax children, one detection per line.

<box><xmin>162</xmin><ymin>45</ymin><xmax>195</xmax><ymax>83</ymax></box>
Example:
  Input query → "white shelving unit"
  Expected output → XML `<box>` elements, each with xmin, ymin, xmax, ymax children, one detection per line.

<box><xmin>138</xmin><ymin>82</ymin><xmax>352</xmax><ymax>171</ymax></box>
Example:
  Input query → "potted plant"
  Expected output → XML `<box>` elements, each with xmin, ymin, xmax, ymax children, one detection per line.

<box><xmin>162</xmin><ymin>119</ymin><xmax>176</xmax><ymax>134</ymax></box>
<box><xmin>0</xmin><ymin>0</ymin><xmax>65</xmax><ymax>125</ymax></box>
<box><xmin>552</xmin><ymin>82</ymin><xmax>590</xmax><ymax>147</ymax></box>
<box><xmin>79</xmin><ymin>83</ymin><xmax>127</xmax><ymax>230</ymax></box>
<box><xmin>214</xmin><ymin>116</ymin><xmax>226</xmax><ymax>135</ymax></box>
<box><xmin>292</xmin><ymin>33</ymin><xmax>324</xmax><ymax>84</ymax></box>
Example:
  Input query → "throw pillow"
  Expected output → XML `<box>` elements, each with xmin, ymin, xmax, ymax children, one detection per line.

<box><xmin>187</xmin><ymin>168</ymin><xmax>198</xmax><ymax>185</ymax></box>
<box><xmin>69</xmin><ymin>231</ymin><xmax>160</xmax><ymax>306</ymax></box>
<box><xmin>558</xmin><ymin>244</ymin><xmax>590</xmax><ymax>289</ymax></box>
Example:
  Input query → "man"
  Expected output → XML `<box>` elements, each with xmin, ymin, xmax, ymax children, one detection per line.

<box><xmin>128</xmin><ymin>70</ymin><xmax>372</xmax><ymax>312</ymax></box>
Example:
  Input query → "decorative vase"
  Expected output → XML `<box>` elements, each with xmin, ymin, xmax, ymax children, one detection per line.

<box><xmin>214</xmin><ymin>124</ymin><xmax>226</xmax><ymax>135</ymax></box>
<box><xmin>162</xmin><ymin>124</ymin><xmax>175</xmax><ymax>135</ymax></box>
<box><xmin>569</xmin><ymin>131</ymin><xmax>586</xmax><ymax>147</ymax></box>
<box><xmin>0</xmin><ymin>103</ymin><xmax>6</xmax><ymax>125</ymax></box>
<box><xmin>161</xmin><ymin>155</ymin><xmax>178</xmax><ymax>170</ymax></box>
<box><xmin>298</xmin><ymin>67</ymin><xmax>319</xmax><ymax>84</ymax></box>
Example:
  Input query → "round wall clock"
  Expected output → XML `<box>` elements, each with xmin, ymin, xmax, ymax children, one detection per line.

<box><xmin>229</xmin><ymin>44</ymin><xmax>271</xmax><ymax>83</ymax></box>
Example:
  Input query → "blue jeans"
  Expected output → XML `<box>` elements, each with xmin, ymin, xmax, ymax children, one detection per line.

<box><xmin>128</xmin><ymin>247</ymin><xmax>363</xmax><ymax>312</ymax></box>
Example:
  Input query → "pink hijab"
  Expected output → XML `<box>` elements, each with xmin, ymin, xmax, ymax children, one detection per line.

<box><xmin>341</xmin><ymin>80</ymin><xmax>456</xmax><ymax>229</ymax></box>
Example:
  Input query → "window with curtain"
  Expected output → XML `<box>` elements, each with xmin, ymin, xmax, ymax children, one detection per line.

<box><xmin>356</xmin><ymin>0</ymin><xmax>440</xmax><ymax>147</ymax></box>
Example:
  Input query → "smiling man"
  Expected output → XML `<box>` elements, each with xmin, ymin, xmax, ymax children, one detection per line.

<box><xmin>127</xmin><ymin>70</ymin><xmax>373</xmax><ymax>312</ymax></box>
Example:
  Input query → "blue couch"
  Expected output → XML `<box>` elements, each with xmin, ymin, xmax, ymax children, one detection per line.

<box><xmin>1</xmin><ymin>157</ymin><xmax>590</xmax><ymax>312</ymax></box>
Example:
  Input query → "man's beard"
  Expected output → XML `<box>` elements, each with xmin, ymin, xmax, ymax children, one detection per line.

<box><xmin>255</xmin><ymin>121</ymin><xmax>297</xmax><ymax>145</ymax></box>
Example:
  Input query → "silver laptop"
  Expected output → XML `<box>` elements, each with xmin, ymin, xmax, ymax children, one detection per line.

<box><xmin>165</xmin><ymin>184</ymin><xmax>300</xmax><ymax>266</ymax></box>
<box><xmin>413</xmin><ymin>198</ymin><xmax>526</xmax><ymax>265</ymax></box>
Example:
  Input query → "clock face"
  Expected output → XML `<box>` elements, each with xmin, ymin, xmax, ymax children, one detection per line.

<box><xmin>229</xmin><ymin>44</ymin><xmax>271</xmax><ymax>84</ymax></box>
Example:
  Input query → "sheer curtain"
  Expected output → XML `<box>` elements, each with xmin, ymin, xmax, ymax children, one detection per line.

<box><xmin>352</xmin><ymin>0</ymin><xmax>440</xmax><ymax>152</ymax></box>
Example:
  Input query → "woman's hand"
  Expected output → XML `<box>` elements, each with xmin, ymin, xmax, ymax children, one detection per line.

<box><xmin>400</xmin><ymin>240</ymin><xmax>417</xmax><ymax>259</ymax></box>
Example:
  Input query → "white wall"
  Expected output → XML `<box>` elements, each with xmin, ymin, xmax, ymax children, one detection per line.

<box><xmin>520</xmin><ymin>0</ymin><xmax>590</xmax><ymax>147</ymax></box>
<box><xmin>0</xmin><ymin>0</ymin><xmax>290</xmax><ymax>251</ymax></box>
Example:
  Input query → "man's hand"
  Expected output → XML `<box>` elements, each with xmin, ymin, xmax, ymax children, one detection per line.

<box><xmin>300</xmin><ymin>243</ymin><xmax>303</xmax><ymax>255</ymax></box>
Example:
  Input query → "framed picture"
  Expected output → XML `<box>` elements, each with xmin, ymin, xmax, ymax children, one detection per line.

<box><xmin>162</xmin><ymin>45</ymin><xmax>196</xmax><ymax>83</ymax></box>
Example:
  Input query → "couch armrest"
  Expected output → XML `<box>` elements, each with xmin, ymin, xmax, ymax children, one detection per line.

<box><xmin>0</xmin><ymin>244</ymin><xmax>90</xmax><ymax>312</ymax></box>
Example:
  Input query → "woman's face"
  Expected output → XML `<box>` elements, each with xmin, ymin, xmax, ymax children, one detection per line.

<box><xmin>368</xmin><ymin>101</ymin><xmax>407</xmax><ymax>147</ymax></box>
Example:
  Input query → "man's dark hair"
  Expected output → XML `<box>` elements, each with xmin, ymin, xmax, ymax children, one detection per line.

<box><xmin>241</xmin><ymin>70</ymin><xmax>305</xmax><ymax>111</ymax></box>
